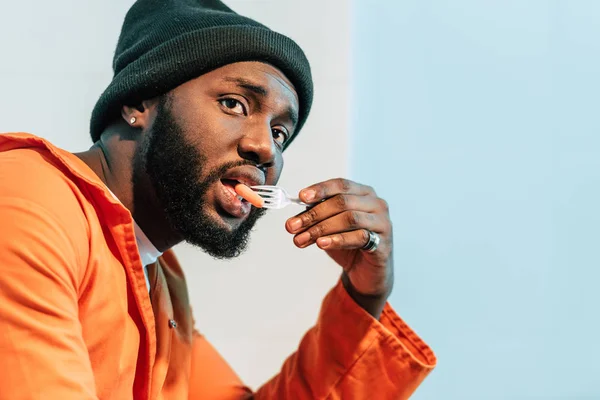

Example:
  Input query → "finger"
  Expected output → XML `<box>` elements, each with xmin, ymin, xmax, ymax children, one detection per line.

<box><xmin>315</xmin><ymin>229</ymin><xmax>373</xmax><ymax>251</ymax></box>
<box><xmin>298</xmin><ymin>178</ymin><xmax>376</xmax><ymax>204</ymax></box>
<box><xmin>292</xmin><ymin>210</ymin><xmax>387</xmax><ymax>248</ymax></box>
<box><xmin>286</xmin><ymin>194</ymin><xmax>384</xmax><ymax>234</ymax></box>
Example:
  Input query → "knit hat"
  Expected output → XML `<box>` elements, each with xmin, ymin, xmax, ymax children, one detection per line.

<box><xmin>90</xmin><ymin>0</ymin><xmax>313</xmax><ymax>149</ymax></box>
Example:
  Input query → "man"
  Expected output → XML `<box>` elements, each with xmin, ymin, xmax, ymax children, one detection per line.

<box><xmin>0</xmin><ymin>0</ymin><xmax>436</xmax><ymax>398</ymax></box>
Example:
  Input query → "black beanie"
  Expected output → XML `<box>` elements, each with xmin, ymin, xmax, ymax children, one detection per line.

<box><xmin>89</xmin><ymin>0</ymin><xmax>313</xmax><ymax>148</ymax></box>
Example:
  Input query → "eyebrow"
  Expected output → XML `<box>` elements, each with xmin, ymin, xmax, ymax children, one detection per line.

<box><xmin>222</xmin><ymin>77</ymin><xmax>268</xmax><ymax>97</ymax></box>
<box><xmin>284</xmin><ymin>106</ymin><xmax>299</xmax><ymax>130</ymax></box>
<box><xmin>222</xmin><ymin>76</ymin><xmax>299</xmax><ymax>129</ymax></box>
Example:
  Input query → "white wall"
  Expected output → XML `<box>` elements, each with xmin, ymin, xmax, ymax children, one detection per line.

<box><xmin>351</xmin><ymin>1</ymin><xmax>600</xmax><ymax>398</ymax></box>
<box><xmin>0</xmin><ymin>0</ymin><xmax>351</xmax><ymax>389</ymax></box>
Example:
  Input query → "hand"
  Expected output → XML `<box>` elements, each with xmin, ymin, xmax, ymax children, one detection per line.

<box><xmin>285</xmin><ymin>178</ymin><xmax>394</xmax><ymax>316</ymax></box>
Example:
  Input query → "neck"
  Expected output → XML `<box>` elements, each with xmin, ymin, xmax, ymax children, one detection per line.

<box><xmin>74</xmin><ymin>125</ymin><xmax>184</xmax><ymax>252</ymax></box>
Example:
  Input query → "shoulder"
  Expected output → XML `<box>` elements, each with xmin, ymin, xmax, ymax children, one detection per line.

<box><xmin>1</xmin><ymin>145</ymin><xmax>85</xmax><ymax>212</ymax></box>
<box><xmin>0</xmin><ymin>146</ymin><xmax>90</xmax><ymax>265</ymax></box>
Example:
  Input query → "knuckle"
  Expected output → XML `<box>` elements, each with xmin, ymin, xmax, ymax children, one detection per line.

<box><xmin>335</xmin><ymin>194</ymin><xmax>349</xmax><ymax>209</ymax></box>
<box><xmin>302</xmin><ymin>208</ymin><xmax>319</xmax><ymax>225</ymax></box>
<box><xmin>365</xmin><ymin>185</ymin><xmax>379</xmax><ymax>198</ymax></box>
<box><xmin>366</xmin><ymin>212</ymin><xmax>377</xmax><ymax>223</ymax></box>
<box><xmin>338</xmin><ymin>178</ymin><xmax>353</xmax><ymax>192</ymax></box>
<box><xmin>379</xmin><ymin>198</ymin><xmax>389</xmax><ymax>212</ymax></box>
<box><xmin>309</xmin><ymin>223</ymin><xmax>325</xmax><ymax>239</ymax></box>
<box><xmin>345</xmin><ymin>211</ymin><xmax>360</xmax><ymax>228</ymax></box>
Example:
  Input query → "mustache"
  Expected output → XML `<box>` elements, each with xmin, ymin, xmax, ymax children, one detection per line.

<box><xmin>204</xmin><ymin>159</ymin><xmax>263</xmax><ymax>185</ymax></box>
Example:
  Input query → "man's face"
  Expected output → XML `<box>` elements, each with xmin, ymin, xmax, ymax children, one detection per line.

<box><xmin>135</xmin><ymin>61</ymin><xmax>300</xmax><ymax>258</ymax></box>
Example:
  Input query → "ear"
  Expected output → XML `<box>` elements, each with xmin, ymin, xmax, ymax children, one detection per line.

<box><xmin>121</xmin><ymin>98</ymin><xmax>160</xmax><ymax>129</ymax></box>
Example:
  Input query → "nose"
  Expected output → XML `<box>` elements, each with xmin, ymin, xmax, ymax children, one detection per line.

<box><xmin>237</xmin><ymin>122</ymin><xmax>277</xmax><ymax>168</ymax></box>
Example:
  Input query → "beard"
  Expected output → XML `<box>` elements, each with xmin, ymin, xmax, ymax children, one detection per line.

<box><xmin>132</xmin><ymin>94</ymin><xmax>265</xmax><ymax>259</ymax></box>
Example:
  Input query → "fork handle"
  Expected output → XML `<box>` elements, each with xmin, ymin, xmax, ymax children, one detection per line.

<box><xmin>291</xmin><ymin>197</ymin><xmax>328</xmax><ymax>208</ymax></box>
<box><xmin>290</xmin><ymin>197</ymin><xmax>309</xmax><ymax>206</ymax></box>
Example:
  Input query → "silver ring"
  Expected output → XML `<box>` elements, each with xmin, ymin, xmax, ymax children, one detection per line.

<box><xmin>362</xmin><ymin>230</ymin><xmax>380</xmax><ymax>253</ymax></box>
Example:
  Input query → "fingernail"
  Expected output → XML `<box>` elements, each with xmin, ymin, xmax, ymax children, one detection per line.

<box><xmin>303</xmin><ymin>189</ymin><xmax>316</xmax><ymax>202</ymax></box>
<box><xmin>289</xmin><ymin>218</ymin><xmax>302</xmax><ymax>232</ymax></box>
<box><xmin>317</xmin><ymin>237</ymin><xmax>332</xmax><ymax>248</ymax></box>
<box><xmin>295</xmin><ymin>232</ymin><xmax>311</xmax><ymax>246</ymax></box>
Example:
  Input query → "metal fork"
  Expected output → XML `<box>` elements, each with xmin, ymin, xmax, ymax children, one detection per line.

<box><xmin>250</xmin><ymin>185</ymin><xmax>309</xmax><ymax>209</ymax></box>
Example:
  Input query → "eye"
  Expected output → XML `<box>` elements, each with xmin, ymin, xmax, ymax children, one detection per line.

<box><xmin>272</xmin><ymin>127</ymin><xmax>290</xmax><ymax>147</ymax></box>
<box><xmin>219</xmin><ymin>98</ymin><xmax>247</xmax><ymax>115</ymax></box>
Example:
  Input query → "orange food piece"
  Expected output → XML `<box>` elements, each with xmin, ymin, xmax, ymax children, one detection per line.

<box><xmin>234</xmin><ymin>184</ymin><xmax>264</xmax><ymax>208</ymax></box>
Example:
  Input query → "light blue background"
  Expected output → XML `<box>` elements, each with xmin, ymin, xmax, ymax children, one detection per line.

<box><xmin>351</xmin><ymin>1</ymin><xmax>600</xmax><ymax>398</ymax></box>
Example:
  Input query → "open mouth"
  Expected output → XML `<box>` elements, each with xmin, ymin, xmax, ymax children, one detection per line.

<box><xmin>221</xmin><ymin>179</ymin><xmax>248</xmax><ymax>202</ymax></box>
<box><xmin>213</xmin><ymin>165</ymin><xmax>265</xmax><ymax>220</ymax></box>
<box><xmin>216</xmin><ymin>179</ymin><xmax>251</xmax><ymax>219</ymax></box>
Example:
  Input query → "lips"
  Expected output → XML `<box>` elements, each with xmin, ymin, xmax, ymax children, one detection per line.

<box><xmin>220</xmin><ymin>167</ymin><xmax>266</xmax><ymax>188</ymax></box>
<box><xmin>215</xmin><ymin>166</ymin><xmax>265</xmax><ymax>219</ymax></box>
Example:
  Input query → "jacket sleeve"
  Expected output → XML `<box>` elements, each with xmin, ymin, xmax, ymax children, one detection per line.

<box><xmin>188</xmin><ymin>279</ymin><xmax>436</xmax><ymax>400</ymax></box>
<box><xmin>0</xmin><ymin>196</ymin><xmax>97</xmax><ymax>399</ymax></box>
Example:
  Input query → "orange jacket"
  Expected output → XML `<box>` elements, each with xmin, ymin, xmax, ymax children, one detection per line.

<box><xmin>0</xmin><ymin>133</ymin><xmax>436</xmax><ymax>399</ymax></box>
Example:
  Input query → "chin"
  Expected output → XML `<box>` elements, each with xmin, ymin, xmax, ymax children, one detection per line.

<box><xmin>174</xmin><ymin>199</ymin><xmax>264</xmax><ymax>259</ymax></box>
<box><xmin>213</xmin><ymin>208</ymin><xmax>245</xmax><ymax>231</ymax></box>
